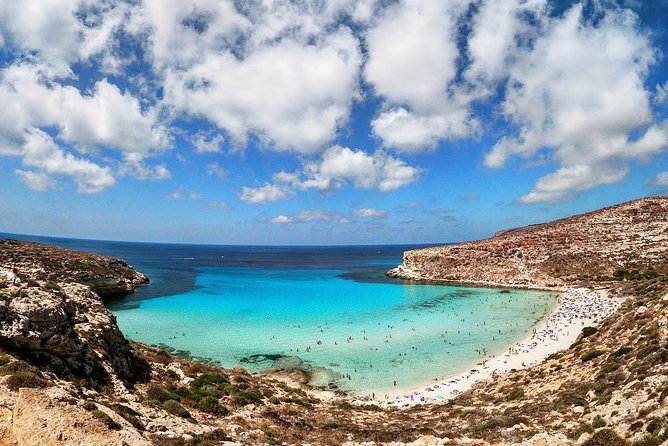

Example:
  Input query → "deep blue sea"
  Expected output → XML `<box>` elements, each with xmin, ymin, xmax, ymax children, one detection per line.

<box><xmin>1</xmin><ymin>232</ymin><xmax>556</xmax><ymax>395</ymax></box>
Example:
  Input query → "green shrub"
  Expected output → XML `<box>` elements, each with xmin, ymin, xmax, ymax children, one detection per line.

<box><xmin>572</xmin><ymin>423</ymin><xmax>594</xmax><ymax>439</ymax></box>
<box><xmin>0</xmin><ymin>360</ymin><xmax>34</xmax><ymax>375</ymax></box>
<box><xmin>82</xmin><ymin>401</ymin><xmax>97</xmax><ymax>411</ymax></box>
<box><xmin>195</xmin><ymin>396</ymin><xmax>229</xmax><ymax>416</ymax></box>
<box><xmin>145</xmin><ymin>383</ymin><xmax>172</xmax><ymax>402</ymax></box>
<box><xmin>6</xmin><ymin>371</ymin><xmax>47</xmax><ymax>391</ymax></box>
<box><xmin>631</xmin><ymin>434</ymin><xmax>663</xmax><ymax>446</ymax></box>
<box><xmin>612</xmin><ymin>346</ymin><xmax>633</xmax><ymax>357</ymax></box>
<box><xmin>232</xmin><ymin>388</ymin><xmax>263</xmax><ymax>406</ymax></box>
<box><xmin>91</xmin><ymin>410</ymin><xmax>121</xmax><ymax>430</ymax></box>
<box><xmin>162</xmin><ymin>400</ymin><xmax>191</xmax><ymax>418</ymax></box>
<box><xmin>473</xmin><ymin>416</ymin><xmax>519</xmax><ymax>432</ymax></box>
<box><xmin>592</xmin><ymin>415</ymin><xmax>606</xmax><ymax>428</ymax></box>
<box><xmin>582</xmin><ymin>349</ymin><xmax>606</xmax><ymax>362</ymax></box>
<box><xmin>583</xmin><ymin>429</ymin><xmax>628</xmax><ymax>446</ymax></box>
<box><xmin>581</xmin><ymin>326</ymin><xmax>598</xmax><ymax>338</ymax></box>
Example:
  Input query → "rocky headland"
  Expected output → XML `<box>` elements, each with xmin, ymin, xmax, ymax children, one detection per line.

<box><xmin>387</xmin><ymin>196</ymin><xmax>668</xmax><ymax>289</ymax></box>
<box><xmin>0</xmin><ymin>197</ymin><xmax>665</xmax><ymax>446</ymax></box>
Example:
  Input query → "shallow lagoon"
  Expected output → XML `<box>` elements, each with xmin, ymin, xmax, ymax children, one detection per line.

<box><xmin>115</xmin><ymin>266</ymin><xmax>556</xmax><ymax>395</ymax></box>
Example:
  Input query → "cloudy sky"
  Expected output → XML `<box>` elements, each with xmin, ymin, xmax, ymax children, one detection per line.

<box><xmin>0</xmin><ymin>0</ymin><xmax>667</xmax><ymax>244</ymax></box>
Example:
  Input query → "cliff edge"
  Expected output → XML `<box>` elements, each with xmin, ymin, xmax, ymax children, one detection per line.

<box><xmin>387</xmin><ymin>196</ymin><xmax>668</xmax><ymax>288</ymax></box>
<box><xmin>0</xmin><ymin>240</ymin><xmax>150</xmax><ymax>383</ymax></box>
<box><xmin>0</xmin><ymin>239</ymin><xmax>149</xmax><ymax>297</ymax></box>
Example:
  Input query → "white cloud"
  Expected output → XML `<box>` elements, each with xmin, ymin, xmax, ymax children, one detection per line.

<box><xmin>14</xmin><ymin>169</ymin><xmax>56</xmax><ymax>192</ymax></box>
<box><xmin>15</xmin><ymin>129</ymin><xmax>116</xmax><ymax>193</ymax></box>
<box><xmin>120</xmin><ymin>154</ymin><xmax>171</xmax><ymax>180</ymax></box>
<box><xmin>365</xmin><ymin>0</ymin><xmax>476</xmax><ymax>151</ymax></box>
<box><xmin>465</xmin><ymin>0</ymin><xmax>546</xmax><ymax>95</ymax></box>
<box><xmin>647</xmin><ymin>171</ymin><xmax>668</xmax><ymax>188</ymax></box>
<box><xmin>371</xmin><ymin>107</ymin><xmax>474</xmax><ymax>152</ymax></box>
<box><xmin>270</xmin><ymin>215</ymin><xmax>293</xmax><ymax>224</ymax></box>
<box><xmin>296</xmin><ymin>145</ymin><xmax>421</xmax><ymax>192</ymax></box>
<box><xmin>268</xmin><ymin>210</ymin><xmax>346</xmax><ymax>224</ymax></box>
<box><xmin>240</xmin><ymin>183</ymin><xmax>291</xmax><ymax>204</ymax></box>
<box><xmin>163</xmin><ymin>27</ymin><xmax>361</xmax><ymax>153</ymax></box>
<box><xmin>193</xmin><ymin>133</ymin><xmax>225</xmax><ymax>153</ymax></box>
<box><xmin>0</xmin><ymin>1</ymin><xmax>136</xmax><ymax>76</ymax></box>
<box><xmin>519</xmin><ymin>164</ymin><xmax>629</xmax><ymax>204</ymax></box>
<box><xmin>206</xmin><ymin>162</ymin><xmax>227</xmax><ymax>178</ymax></box>
<box><xmin>166</xmin><ymin>189</ymin><xmax>184</xmax><ymax>200</ymax></box>
<box><xmin>485</xmin><ymin>4</ymin><xmax>664</xmax><ymax>203</ymax></box>
<box><xmin>353</xmin><ymin>208</ymin><xmax>387</xmax><ymax>218</ymax></box>
<box><xmin>655</xmin><ymin>81</ymin><xmax>668</xmax><ymax>105</ymax></box>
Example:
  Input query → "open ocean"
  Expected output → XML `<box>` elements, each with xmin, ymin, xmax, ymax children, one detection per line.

<box><xmin>1</xmin><ymin>233</ymin><xmax>557</xmax><ymax>395</ymax></box>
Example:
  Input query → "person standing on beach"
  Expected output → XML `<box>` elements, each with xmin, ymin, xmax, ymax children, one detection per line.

<box><xmin>10</xmin><ymin>264</ymin><xmax>18</xmax><ymax>285</ymax></box>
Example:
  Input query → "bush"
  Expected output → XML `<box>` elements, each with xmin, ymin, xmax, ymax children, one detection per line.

<box><xmin>6</xmin><ymin>371</ymin><xmax>47</xmax><ymax>391</ymax></box>
<box><xmin>572</xmin><ymin>423</ymin><xmax>594</xmax><ymax>439</ymax></box>
<box><xmin>232</xmin><ymin>388</ymin><xmax>263</xmax><ymax>406</ymax></box>
<box><xmin>592</xmin><ymin>415</ymin><xmax>606</xmax><ymax>428</ymax></box>
<box><xmin>91</xmin><ymin>410</ymin><xmax>121</xmax><ymax>430</ymax></box>
<box><xmin>581</xmin><ymin>326</ymin><xmax>598</xmax><ymax>338</ymax></box>
<box><xmin>612</xmin><ymin>346</ymin><xmax>633</xmax><ymax>357</ymax></box>
<box><xmin>82</xmin><ymin>401</ymin><xmax>97</xmax><ymax>411</ymax></box>
<box><xmin>0</xmin><ymin>360</ymin><xmax>34</xmax><ymax>375</ymax></box>
<box><xmin>583</xmin><ymin>429</ymin><xmax>628</xmax><ymax>446</ymax></box>
<box><xmin>582</xmin><ymin>349</ymin><xmax>605</xmax><ymax>362</ymax></box>
<box><xmin>145</xmin><ymin>383</ymin><xmax>172</xmax><ymax>402</ymax></box>
<box><xmin>162</xmin><ymin>400</ymin><xmax>191</xmax><ymax>418</ymax></box>
<box><xmin>631</xmin><ymin>434</ymin><xmax>663</xmax><ymax>446</ymax></box>
<box><xmin>196</xmin><ymin>396</ymin><xmax>229</xmax><ymax>416</ymax></box>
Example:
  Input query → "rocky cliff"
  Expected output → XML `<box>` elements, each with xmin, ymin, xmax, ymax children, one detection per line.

<box><xmin>387</xmin><ymin>196</ymin><xmax>668</xmax><ymax>288</ymax></box>
<box><xmin>0</xmin><ymin>240</ymin><xmax>149</xmax><ymax>384</ymax></box>
<box><xmin>0</xmin><ymin>239</ymin><xmax>148</xmax><ymax>297</ymax></box>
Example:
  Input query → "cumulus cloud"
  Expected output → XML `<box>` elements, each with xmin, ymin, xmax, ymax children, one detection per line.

<box><xmin>241</xmin><ymin>183</ymin><xmax>291</xmax><ymax>204</ymax></box>
<box><xmin>14</xmin><ymin>169</ymin><xmax>56</xmax><ymax>192</ymax></box>
<box><xmin>206</xmin><ymin>162</ymin><xmax>227</xmax><ymax>178</ymax></box>
<box><xmin>647</xmin><ymin>171</ymin><xmax>668</xmax><ymax>188</ymax></box>
<box><xmin>486</xmin><ymin>4</ymin><xmax>666</xmax><ymax>203</ymax></box>
<box><xmin>13</xmin><ymin>129</ymin><xmax>116</xmax><ymax>194</ymax></box>
<box><xmin>120</xmin><ymin>154</ymin><xmax>171</xmax><ymax>181</ymax></box>
<box><xmin>269</xmin><ymin>210</ymin><xmax>347</xmax><ymax>224</ymax></box>
<box><xmin>353</xmin><ymin>208</ymin><xmax>387</xmax><ymax>218</ymax></box>
<box><xmin>245</xmin><ymin>145</ymin><xmax>421</xmax><ymax>203</ymax></box>
<box><xmin>193</xmin><ymin>133</ymin><xmax>225</xmax><ymax>154</ymax></box>
<box><xmin>270</xmin><ymin>215</ymin><xmax>293</xmax><ymax>224</ymax></box>
<box><xmin>163</xmin><ymin>27</ymin><xmax>361</xmax><ymax>153</ymax></box>
<box><xmin>0</xmin><ymin>63</ymin><xmax>168</xmax><ymax>192</ymax></box>
<box><xmin>296</xmin><ymin>145</ymin><xmax>421</xmax><ymax>192</ymax></box>
<box><xmin>655</xmin><ymin>81</ymin><xmax>668</xmax><ymax>105</ymax></box>
<box><xmin>365</xmin><ymin>0</ymin><xmax>477</xmax><ymax>151</ymax></box>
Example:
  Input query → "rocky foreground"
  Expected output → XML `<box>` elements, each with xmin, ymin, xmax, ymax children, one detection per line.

<box><xmin>0</xmin><ymin>197</ymin><xmax>665</xmax><ymax>445</ymax></box>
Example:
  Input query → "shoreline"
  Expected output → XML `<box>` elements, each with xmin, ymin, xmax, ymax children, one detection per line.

<box><xmin>344</xmin><ymin>287</ymin><xmax>621</xmax><ymax>408</ymax></box>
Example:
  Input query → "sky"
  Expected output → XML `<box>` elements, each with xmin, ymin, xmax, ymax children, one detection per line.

<box><xmin>0</xmin><ymin>0</ymin><xmax>667</xmax><ymax>245</ymax></box>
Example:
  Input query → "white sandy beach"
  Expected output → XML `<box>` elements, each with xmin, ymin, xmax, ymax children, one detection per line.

<box><xmin>357</xmin><ymin>287</ymin><xmax>622</xmax><ymax>408</ymax></box>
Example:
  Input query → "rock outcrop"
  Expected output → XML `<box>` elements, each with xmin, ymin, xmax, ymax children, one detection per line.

<box><xmin>0</xmin><ymin>240</ymin><xmax>150</xmax><ymax>384</ymax></box>
<box><xmin>0</xmin><ymin>239</ymin><xmax>148</xmax><ymax>297</ymax></box>
<box><xmin>0</xmin><ymin>280</ymin><xmax>149</xmax><ymax>384</ymax></box>
<box><xmin>387</xmin><ymin>196</ymin><xmax>668</xmax><ymax>288</ymax></box>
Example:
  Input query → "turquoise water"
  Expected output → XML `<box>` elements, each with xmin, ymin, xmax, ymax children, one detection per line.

<box><xmin>115</xmin><ymin>266</ymin><xmax>556</xmax><ymax>395</ymax></box>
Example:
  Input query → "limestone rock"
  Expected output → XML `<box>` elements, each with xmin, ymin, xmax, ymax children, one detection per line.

<box><xmin>387</xmin><ymin>196</ymin><xmax>668</xmax><ymax>287</ymax></box>
<box><xmin>11</xmin><ymin>388</ymin><xmax>151</xmax><ymax>446</ymax></box>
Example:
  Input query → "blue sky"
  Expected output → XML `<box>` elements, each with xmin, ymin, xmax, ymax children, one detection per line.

<box><xmin>0</xmin><ymin>0</ymin><xmax>667</xmax><ymax>245</ymax></box>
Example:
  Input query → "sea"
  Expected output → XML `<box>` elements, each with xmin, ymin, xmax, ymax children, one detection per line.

<box><xmin>1</xmin><ymin>233</ymin><xmax>557</xmax><ymax>396</ymax></box>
